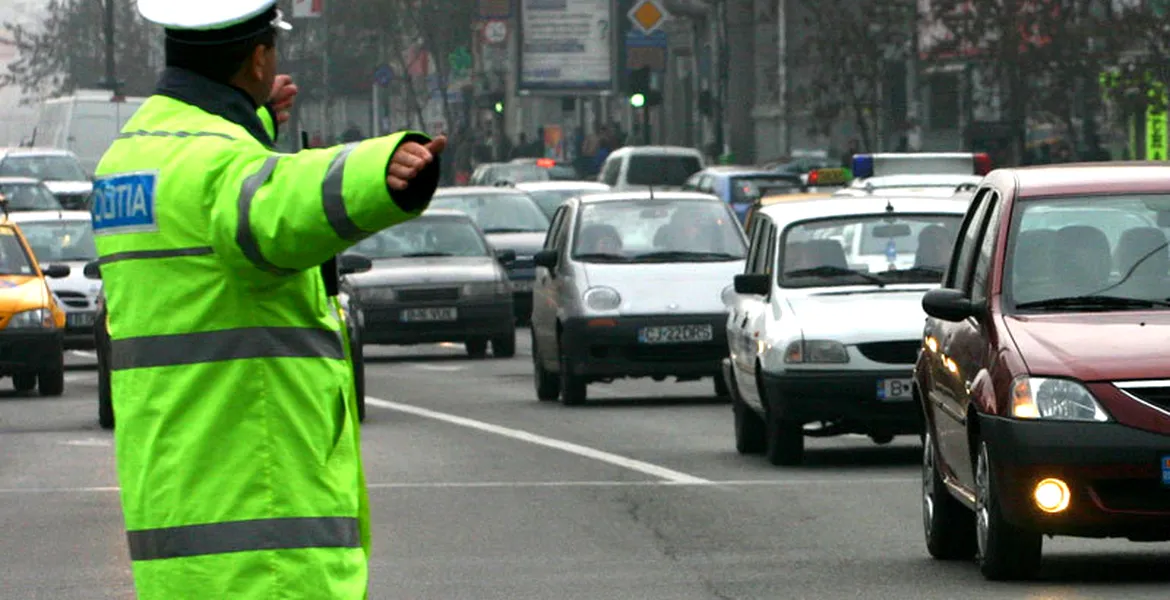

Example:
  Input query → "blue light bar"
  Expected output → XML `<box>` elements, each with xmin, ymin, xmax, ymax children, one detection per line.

<box><xmin>851</xmin><ymin>155</ymin><xmax>874</xmax><ymax>179</ymax></box>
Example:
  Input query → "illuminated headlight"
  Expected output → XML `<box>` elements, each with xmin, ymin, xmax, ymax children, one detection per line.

<box><xmin>785</xmin><ymin>340</ymin><xmax>849</xmax><ymax>364</ymax></box>
<box><xmin>7</xmin><ymin>308</ymin><xmax>54</xmax><ymax>329</ymax></box>
<box><xmin>463</xmin><ymin>281</ymin><xmax>510</xmax><ymax>296</ymax></box>
<box><xmin>720</xmin><ymin>284</ymin><xmax>736</xmax><ymax>305</ymax></box>
<box><xmin>1011</xmin><ymin>376</ymin><xmax>1109</xmax><ymax>422</ymax></box>
<box><xmin>583</xmin><ymin>286</ymin><xmax>621</xmax><ymax>311</ymax></box>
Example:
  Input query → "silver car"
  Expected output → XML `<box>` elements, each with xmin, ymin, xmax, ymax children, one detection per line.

<box><xmin>530</xmin><ymin>191</ymin><xmax>748</xmax><ymax>405</ymax></box>
<box><xmin>8</xmin><ymin>210</ymin><xmax>100</xmax><ymax>349</ymax></box>
<box><xmin>0</xmin><ymin>148</ymin><xmax>93</xmax><ymax>210</ymax></box>
<box><xmin>342</xmin><ymin>209</ymin><xmax>517</xmax><ymax>358</ymax></box>
<box><xmin>513</xmin><ymin>180</ymin><xmax>612</xmax><ymax>220</ymax></box>
<box><xmin>0</xmin><ymin>177</ymin><xmax>64</xmax><ymax>212</ymax></box>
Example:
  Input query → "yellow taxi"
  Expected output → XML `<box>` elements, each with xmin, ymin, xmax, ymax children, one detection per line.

<box><xmin>743</xmin><ymin>191</ymin><xmax>834</xmax><ymax>231</ymax></box>
<box><xmin>0</xmin><ymin>203</ymin><xmax>69</xmax><ymax>396</ymax></box>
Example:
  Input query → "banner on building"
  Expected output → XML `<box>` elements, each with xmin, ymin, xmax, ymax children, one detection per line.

<box><xmin>291</xmin><ymin>0</ymin><xmax>324</xmax><ymax>19</ymax></box>
<box><xmin>517</xmin><ymin>0</ymin><xmax>616</xmax><ymax>94</ymax></box>
<box><xmin>1147</xmin><ymin>106</ymin><xmax>1167</xmax><ymax>161</ymax></box>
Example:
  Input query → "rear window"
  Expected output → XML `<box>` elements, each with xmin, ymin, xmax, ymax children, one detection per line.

<box><xmin>626</xmin><ymin>155</ymin><xmax>702</xmax><ymax>187</ymax></box>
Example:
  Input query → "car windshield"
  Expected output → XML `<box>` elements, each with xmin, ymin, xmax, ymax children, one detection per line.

<box><xmin>18</xmin><ymin>220</ymin><xmax>97</xmax><ymax>262</ymax></box>
<box><xmin>0</xmin><ymin>183</ymin><xmax>62</xmax><ymax>211</ymax></box>
<box><xmin>780</xmin><ymin>213</ymin><xmax>963</xmax><ymax>288</ymax></box>
<box><xmin>0</xmin><ymin>228</ymin><xmax>35</xmax><ymax>276</ymax></box>
<box><xmin>731</xmin><ymin>176</ymin><xmax>802</xmax><ymax>204</ymax></box>
<box><xmin>626</xmin><ymin>155</ymin><xmax>703</xmax><ymax>187</ymax></box>
<box><xmin>1007</xmin><ymin>195</ymin><xmax>1170</xmax><ymax>311</ymax></box>
<box><xmin>0</xmin><ymin>156</ymin><xmax>87</xmax><ymax>181</ymax></box>
<box><xmin>527</xmin><ymin>188</ymin><xmax>607</xmax><ymax>218</ymax></box>
<box><xmin>497</xmin><ymin>165</ymin><xmax>551</xmax><ymax>183</ymax></box>
<box><xmin>571</xmin><ymin>198</ymin><xmax>746</xmax><ymax>262</ymax></box>
<box><xmin>430</xmin><ymin>193</ymin><xmax>550</xmax><ymax>234</ymax></box>
<box><xmin>350</xmin><ymin>217</ymin><xmax>488</xmax><ymax>259</ymax></box>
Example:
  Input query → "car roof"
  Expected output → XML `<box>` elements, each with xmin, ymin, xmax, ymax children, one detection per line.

<box><xmin>849</xmin><ymin>174</ymin><xmax>983</xmax><ymax>189</ymax></box>
<box><xmin>0</xmin><ymin>177</ymin><xmax>45</xmax><ymax>185</ymax></box>
<box><xmin>4</xmin><ymin>210</ymin><xmax>91</xmax><ymax>222</ymax></box>
<box><xmin>513</xmin><ymin>181</ymin><xmax>610</xmax><ymax>191</ymax></box>
<box><xmin>1002</xmin><ymin>163</ymin><xmax>1170</xmax><ymax>197</ymax></box>
<box><xmin>758</xmin><ymin>195</ymin><xmax>970</xmax><ymax>227</ymax></box>
<box><xmin>609</xmin><ymin>145</ymin><xmax>703</xmax><ymax>157</ymax></box>
<box><xmin>415</xmin><ymin>208</ymin><xmax>473</xmax><ymax>219</ymax></box>
<box><xmin>760</xmin><ymin>192</ymin><xmax>834</xmax><ymax>206</ymax></box>
<box><xmin>0</xmin><ymin>147</ymin><xmax>76</xmax><ymax>158</ymax></box>
<box><xmin>575</xmin><ymin>191</ymin><xmax>722</xmax><ymax>205</ymax></box>
<box><xmin>435</xmin><ymin>186</ymin><xmax>531</xmax><ymax>196</ymax></box>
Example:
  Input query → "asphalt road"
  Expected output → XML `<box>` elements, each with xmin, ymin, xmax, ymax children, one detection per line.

<box><xmin>1</xmin><ymin>336</ymin><xmax>1168</xmax><ymax>599</ymax></box>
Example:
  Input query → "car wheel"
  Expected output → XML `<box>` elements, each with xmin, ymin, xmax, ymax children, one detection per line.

<box><xmin>557</xmin><ymin>348</ymin><xmax>587</xmax><ymax>406</ymax></box>
<box><xmin>38</xmin><ymin>347</ymin><xmax>65</xmax><ymax>397</ymax></box>
<box><xmin>922</xmin><ymin>431</ymin><xmax>976</xmax><ymax>560</ymax></box>
<box><xmin>492</xmin><ymin>331</ymin><xmax>517</xmax><ymax>358</ymax></box>
<box><xmin>871</xmin><ymin>434</ymin><xmax>895</xmax><ymax>445</ymax></box>
<box><xmin>532</xmin><ymin>331</ymin><xmax>559</xmax><ymax>402</ymax></box>
<box><xmin>975</xmin><ymin>440</ymin><xmax>1043</xmax><ymax>580</ymax></box>
<box><xmin>12</xmin><ymin>373</ymin><xmax>36</xmax><ymax>393</ymax></box>
<box><xmin>764</xmin><ymin>408</ymin><xmax>804</xmax><ymax>466</ymax></box>
<box><xmin>465</xmin><ymin>338</ymin><xmax>488</xmax><ymax>358</ymax></box>
<box><xmin>733</xmin><ymin>396</ymin><xmax>766</xmax><ymax>455</ymax></box>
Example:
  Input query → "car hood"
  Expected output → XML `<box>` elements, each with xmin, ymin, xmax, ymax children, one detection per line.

<box><xmin>0</xmin><ymin>276</ymin><xmax>49</xmax><ymax>315</ymax></box>
<box><xmin>785</xmin><ymin>287</ymin><xmax>933</xmax><ymax>344</ymax></box>
<box><xmin>581</xmin><ymin>260</ymin><xmax>743</xmax><ymax>315</ymax></box>
<box><xmin>46</xmin><ymin>261</ymin><xmax>102</xmax><ymax>297</ymax></box>
<box><xmin>42</xmin><ymin>180</ymin><xmax>93</xmax><ymax>195</ymax></box>
<box><xmin>483</xmin><ymin>232</ymin><xmax>545</xmax><ymax>257</ymax></box>
<box><xmin>346</xmin><ymin>256</ymin><xmax>501</xmax><ymax>287</ymax></box>
<box><xmin>1004</xmin><ymin>312</ymin><xmax>1170</xmax><ymax>381</ymax></box>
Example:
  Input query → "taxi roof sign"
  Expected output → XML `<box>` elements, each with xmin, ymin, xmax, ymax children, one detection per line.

<box><xmin>851</xmin><ymin>153</ymin><xmax>992</xmax><ymax>179</ymax></box>
<box><xmin>807</xmin><ymin>167</ymin><xmax>849</xmax><ymax>186</ymax></box>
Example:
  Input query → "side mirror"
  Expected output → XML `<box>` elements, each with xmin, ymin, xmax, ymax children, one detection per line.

<box><xmin>496</xmin><ymin>249</ymin><xmax>517</xmax><ymax>264</ymax></box>
<box><xmin>534</xmin><ymin>249</ymin><xmax>559</xmax><ymax>270</ymax></box>
<box><xmin>44</xmin><ymin>263</ymin><xmax>71</xmax><ymax>279</ymax></box>
<box><xmin>922</xmin><ymin>288</ymin><xmax>982</xmax><ymax>322</ymax></box>
<box><xmin>83</xmin><ymin>261</ymin><xmax>101</xmax><ymax>280</ymax></box>
<box><xmin>338</xmin><ymin>254</ymin><xmax>373</xmax><ymax>276</ymax></box>
<box><xmin>734</xmin><ymin>273</ymin><xmax>771</xmax><ymax>296</ymax></box>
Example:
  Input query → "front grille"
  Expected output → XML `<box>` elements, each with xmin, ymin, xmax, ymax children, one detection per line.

<box><xmin>56</xmin><ymin>291</ymin><xmax>90</xmax><ymax>309</ymax></box>
<box><xmin>857</xmin><ymin>340</ymin><xmax>920</xmax><ymax>365</ymax></box>
<box><xmin>396</xmin><ymin>287</ymin><xmax>460</xmax><ymax>303</ymax></box>
<box><xmin>511</xmin><ymin>256</ymin><xmax>535</xmax><ymax>269</ymax></box>
<box><xmin>1117</xmin><ymin>386</ymin><xmax>1170</xmax><ymax>413</ymax></box>
<box><xmin>1092</xmin><ymin>480</ymin><xmax>1170</xmax><ymax>513</ymax></box>
<box><xmin>589</xmin><ymin>343</ymin><xmax>725</xmax><ymax>363</ymax></box>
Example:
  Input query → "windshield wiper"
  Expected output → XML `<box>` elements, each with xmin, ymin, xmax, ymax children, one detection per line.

<box><xmin>785</xmin><ymin>265</ymin><xmax>886</xmax><ymax>287</ymax></box>
<box><xmin>573</xmin><ymin>252</ymin><xmax>632</xmax><ymax>262</ymax></box>
<box><xmin>1015</xmin><ymin>295</ymin><xmax>1170</xmax><ymax>311</ymax></box>
<box><xmin>632</xmin><ymin>250</ymin><xmax>744</xmax><ymax>262</ymax></box>
<box><xmin>483</xmin><ymin>227</ymin><xmax>541</xmax><ymax>234</ymax></box>
<box><xmin>400</xmin><ymin>252</ymin><xmax>455</xmax><ymax>258</ymax></box>
<box><xmin>893</xmin><ymin>266</ymin><xmax>945</xmax><ymax>278</ymax></box>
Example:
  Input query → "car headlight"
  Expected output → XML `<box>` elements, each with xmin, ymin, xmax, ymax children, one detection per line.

<box><xmin>1011</xmin><ymin>376</ymin><xmax>1109</xmax><ymax>422</ymax></box>
<box><xmin>463</xmin><ymin>281</ymin><xmax>510</xmax><ymax>296</ymax></box>
<box><xmin>583</xmin><ymin>286</ymin><xmax>621</xmax><ymax>311</ymax></box>
<box><xmin>784</xmin><ymin>340</ymin><xmax>849</xmax><ymax>364</ymax></box>
<box><xmin>7</xmin><ymin>308</ymin><xmax>54</xmax><ymax>329</ymax></box>
<box><xmin>720</xmin><ymin>284</ymin><xmax>736</xmax><ymax>306</ymax></box>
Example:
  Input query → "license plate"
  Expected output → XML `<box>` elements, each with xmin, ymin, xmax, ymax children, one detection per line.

<box><xmin>1162</xmin><ymin>455</ymin><xmax>1170</xmax><ymax>486</ymax></box>
<box><xmin>67</xmin><ymin>312</ymin><xmax>95</xmax><ymax>327</ymax></box>
<box><xmin>637</xmin><ymin>324</ymin><xmax>713</xmax><ymax>344</ymax></box>
<box><xmin>511</xmin><ymin>280</ymin><xmax>534</xmax><ymax>292</ymax></box>
<box><xmin>400</xmin><ymin>307</ymin><xmax>457</xmax><ymax>322</ymax></box>
<box><xmin>877</xmin><ymin>378</ymin><xmax>913</xmax><ymax>402</ymax></box>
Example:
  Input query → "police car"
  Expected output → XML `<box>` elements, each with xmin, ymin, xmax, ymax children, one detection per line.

<box><xmin>835</xmin><ymin>153</ymin><xmax>991</xmax><ymax>198</ymax></box>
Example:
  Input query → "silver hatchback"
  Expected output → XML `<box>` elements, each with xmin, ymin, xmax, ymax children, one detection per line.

<box><xmin>530</xmin><ymin>191</ymin><xmax>748</xmax><ymax>405</ymax></box>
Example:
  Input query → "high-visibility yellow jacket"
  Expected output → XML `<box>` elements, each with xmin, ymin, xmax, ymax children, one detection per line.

<box><xmin>91</xmin><ymin>68</ymin><xmax>439</xmax><ymax>599</ymax></box>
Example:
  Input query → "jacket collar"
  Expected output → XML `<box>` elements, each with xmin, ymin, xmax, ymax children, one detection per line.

<box><xmin>154</xmin><ymin>67</ymin><xmax>276</xmax><ymax>148</ymax></box>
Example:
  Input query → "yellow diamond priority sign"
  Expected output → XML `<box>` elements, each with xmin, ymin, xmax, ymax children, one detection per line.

<box><xmin>629</xmin><ymin>0</ymin><xmax>668</xmax><ymax>35</ymax></box>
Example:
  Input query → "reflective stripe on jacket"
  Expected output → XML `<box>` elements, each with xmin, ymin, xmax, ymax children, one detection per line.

<box><xmin>92</xmin><ymin>68</ymin><xmax>438</xmax><ymax>599</ymax></box>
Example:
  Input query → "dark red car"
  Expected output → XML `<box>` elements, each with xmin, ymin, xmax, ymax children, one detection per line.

<box><xmin>914</xmin><ymin>164</ymin><xmax>1170</xmax><ymax>580</ymax></box>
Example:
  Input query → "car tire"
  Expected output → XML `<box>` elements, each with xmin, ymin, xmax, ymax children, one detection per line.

<box><xmin>466</xmin><ymin>338</ymin><xmax>488</xmax><ymax>358</ymax></box>
<box><xmin>714</xmin><ymin>371</ymin><xmax>731</xmax><ymax>399</ymax></box>
<box><xmin>38</xmin><ymin>365</ymin><xmax>65</xmax><ymax>397</ymax></box>
<box><xmin>492</xmin><ymin>331</ymin><xmax>517</xmax><ymax>358</ymax></box>
<box><xmin>557</xmin><ymin>349</ymin><xmax>587</xmax><ymax>406</ymax></box>
<box><xmin>12</xmin><ymin>373</ymin><xmax>36</xmax><ymax>393</ymax></box>
<box><xmin>532</xmin><ymin>331</ymin><xmax>560</xmax><ymax>402</ymax></box>
<box><xmin>975</xmin><ymin>440</ymin><xmax>1043</xmax><ymax>580</ymax></box>
<box><xmin>764</xmin><ymin>410</ymin><xmax>803</xmax><ymax>466</ymax></box>
<box><xmin>922</xmin><ymin>430</ymin><xmax>976</xmax><ymax>560</ymax></box>
<box><xmin>733</xmin><ymin>396</ymin><xmax>766</xmax><ymax>455</ymax></box>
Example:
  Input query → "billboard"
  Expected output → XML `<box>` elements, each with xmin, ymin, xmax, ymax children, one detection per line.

<box><xmin>517</xmin><ymin>0</ymin><xmax>616</xmax><ymax>94</ymax></box>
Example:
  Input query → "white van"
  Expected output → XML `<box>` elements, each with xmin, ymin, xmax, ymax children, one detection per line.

<box><xmin>598</xmin><ymin>145</ymin><xmax>705</xmax><ymax>192</ymax></box>
<box><xmin>31</xmin><ymin>90</ymin><xmax>146</xmax><ymax>176</ymax></box>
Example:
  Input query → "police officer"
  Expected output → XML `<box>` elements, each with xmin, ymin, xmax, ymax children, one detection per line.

<box><xmin>91</xmin><ymin>1</ymin><xmax>444</xmax><ymax>598</ymax></box>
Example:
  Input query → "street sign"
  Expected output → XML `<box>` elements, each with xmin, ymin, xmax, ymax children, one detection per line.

<box><xmin>483</xmin><ymin>20</ymin><xmax>508</xmax><ymax>45</ymax></box>
<box><xmin>626</xmin><ymin>29</ymin><xmax>668</xmax><ymax>72</ymax></box>
<box><xmin>628</xmin><ymin>0</ymin><xmax>668</xmax><ymax>35</ymax></box>
<box><xmin>373</xmin><ymin>64</ymin><xmax>393</xmax><ymax>87</ymax></box>
<box><xmin>291</xmin><ymin>0</ymin><xmax>323</xmax><ymax>19</ymax></box>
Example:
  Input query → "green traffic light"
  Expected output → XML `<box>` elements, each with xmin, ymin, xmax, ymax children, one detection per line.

<box><xmin>630</xmin><ymin>93</ymin><xmax>645</xmax><ymax>108</ymax></box>
<box><xmin>494</xmin><ymin>102</ymin><xmax>504</xmax><ymax>113</ymax></box>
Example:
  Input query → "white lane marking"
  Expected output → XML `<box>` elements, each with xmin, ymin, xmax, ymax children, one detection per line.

<box><xmin>70</xmin><ymin>351</ymin><xmax>97</xmax><ymax>359</ymax></box>
<box><xmin>0</xmin><ymin>478</ymin><xmax>918</xmax><ymax>494</ymax></box>
<box><xmin>410</xmin><ymin>364</ymin><xmax>465</xmax><ymax>372</ymax></box>
<box><xmin>59</xmin><ymin>438</ymin><xmax>111</xmax><ymax>447</ymax></box>
<box><xmin>365</xmin><ymin>396</ymin><xmax>711</xmax><ymax>484</ymax></box>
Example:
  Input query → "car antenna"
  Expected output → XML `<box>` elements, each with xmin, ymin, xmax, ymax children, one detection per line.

<box><xmin>885</xmin><ymin>199</ymin><xmax>895</xmax><ymax>213</ymax></box>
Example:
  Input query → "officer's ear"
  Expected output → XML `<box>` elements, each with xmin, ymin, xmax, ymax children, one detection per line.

<box><xmin>250</xmin><ymin>43</ymin><xmax>271</xmax><ymax>83</ymax></box>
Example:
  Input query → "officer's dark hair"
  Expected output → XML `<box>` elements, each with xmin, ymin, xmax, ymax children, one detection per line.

<box><xmin>163</xmin><ymin>8</ymin><xmax>279</xmax><ymax>84</ymax></box>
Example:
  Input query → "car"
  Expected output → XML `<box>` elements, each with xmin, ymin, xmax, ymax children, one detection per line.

<box><xmin>742</xmin><ymin>192</ymin><xmax>834</xmax><ymax>232</ymax></box>
<box><xmin>0</xmin><ymin>207</ymin><xmax>69</xmax><ymax>396</ymax></box>
<box><xmin>724</xmin><ymin>194</ymin><xmax>968</xmax><ymax>465</ymax></box>
<box><xmin>429</xmin><ymin>187</ymin><xmax>551</xmax><ymax>322</ymax></box>
<box><xmin>598</xmin><ymin>145</ymin><xmax>705</xmax><ymax>191</ymax></box>
<box><xmin>509</xmin><ymin>157</ymin><xmax>582</xmax><ymax>181</ymax></box>
<box><xmin>342</xmin><ymin>209</ymin><xmax>516</xmax><ymax>358</ymax></box>
<box><xmin>0</xmin><ymin>177</ymin><xmax>65</xmax><ymax>212</ymax></box>
<box><xmin>513</xmin><ymin>180</ymin><xmax>612</xmax><ymax>219</ymax></box>
<box><xmin>7</xmin><ymin>210</ymin><xmax>101</xmax><ymax>349</ymax></box>
<box><xmin>834</xmin><ymin>153</ymin><xmax>991</xmax><ymax>197</ymax></box>
<box><xmin>683</xmin><ymin>166</ymin><xmax>806</xmax><ymax>223</ymax></box>
<box><xmin>915</xmin><ymin>164</ymin><xmax>1170</xmax><ymax>580</ymax></box>
<box><xmin>0</xmin><ymin>148</ymin><xmax>92</xmax><ymax>209</ymax></box>
<box><xmin>529</xmin><ymin>191</ymin><xmax>748</xmax><ymax>405</ymax></box>
<box><xmin>85</xmin><ymin>255</ymin><xmax>371</xmax><ymax>430</ymax></box>
<box><xmin>470</xmin><ymin>162</ymin><xmax>557</xmax><ymax>186</ymax></box>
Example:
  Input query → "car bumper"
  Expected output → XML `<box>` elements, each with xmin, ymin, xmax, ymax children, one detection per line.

<box><xmin>63</xmin><ymin>311</ymin><xmax>97</xmax><ymax>350</ymax></box>
<box><xmin>560</xmin><ymin>314</ymin><xmax>728</xmax><ymax>380</ymax></box>
<box><xmin>360</xmin><ymin>299</ymin><xmax>514</xmax><ymax>345</ymax></box>
<box><xmin>760</xmin><ymin>369</ymin><xmax>922</xmax><ymax>433</ymax></box>
<box><xmin>0</xmin><ymin>329</ymin><xmax>64</xmax><ymax>374</ymax></box>
<box><xmin>508</xmin><ymin>272</ymin><xmax>535</xmax><ymax>319</ymax></box>
<box><xmin>981</xmin><ymin>415</ymin><xmax>1170</xmax><ymax>540</ymax></box>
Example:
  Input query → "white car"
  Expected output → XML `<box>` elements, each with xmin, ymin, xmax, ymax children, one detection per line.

<box><xmin>723</xmin><ymin>194</ymin><xmax>969</xmax><ymax>465</ymax></box>
<box><xmin>513</xmin><ymin>180</ymin><xmax>612</xmax><ymax>219</ymax></box>
<box><xmin>836</xmin><ymin>153</ymin><xmax>990</xmax><ymax>197</ymax></box>
<box><xmin>0</xmin><ymin>148</ymin><xmax>93</xmax><ymax>209</ymax></box>
<box><xmin>7</xmin><ymin>210</ymin><xmax>101</xmax><ymax>349</ymax></box>
<box><xmin>598</xmin><ymin>146</ymin><xmax>705</xmax><ymax>191</ymax></box>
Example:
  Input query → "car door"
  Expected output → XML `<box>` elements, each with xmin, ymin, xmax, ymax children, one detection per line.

<box><xmin>533</xmin><ymin>205</ymin><xmax>568</xmax><ymax>357</ymax></box>
<box><xmin>732</xmin><ymin>217</ymin><xmax>776</xmax><ymax>409</ymax></box>
<box><xmin>728</xmin><ymin>219</ymin><xmax>763</xmax><ymax>395</ymax></box>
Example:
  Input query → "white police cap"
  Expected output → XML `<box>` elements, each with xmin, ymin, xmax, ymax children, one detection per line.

<box><xmin>137</xmin><ymin>0</ymin><xmax>292</xmax><ymax>33</ymax></box>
